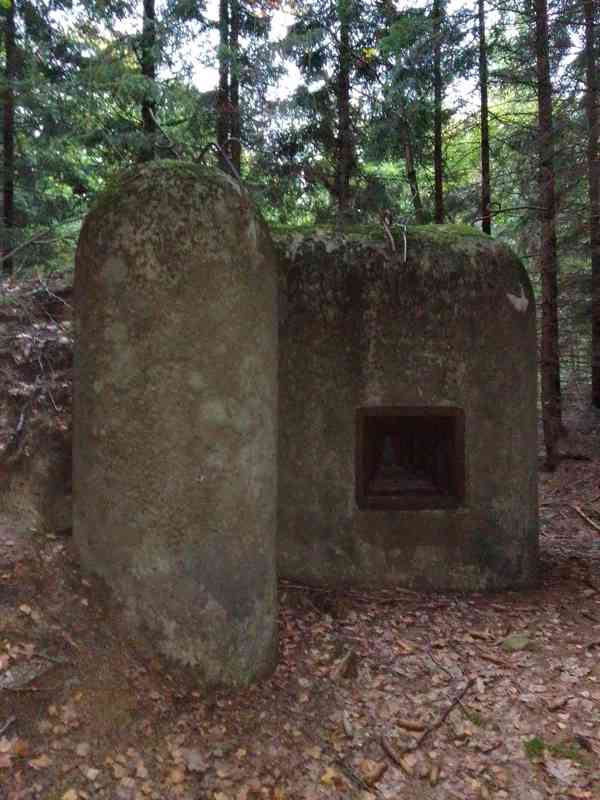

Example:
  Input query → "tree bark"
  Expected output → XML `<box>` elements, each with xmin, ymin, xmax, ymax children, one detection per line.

<box><xmin>2</xmin><ymin>0</ymin><xmax>16</xmax><ymax>275</ymax></box>
<box><xmin>535</xmin><ymin>0</ymin><xmax>561</xmax><ymax>469</ymax></box>
<box><xmin>432</xmin><ymin>0</ymin><xmax>444</xmax><ymax>224</ymax></box>
<box><xmin>334</xmin><ymin>0</ymin><xmax>354</xmax><ymax>217</ymax></box>
<box><xmin>217</xmin><ymin>0</ymin><xmax>230</xmax><ymax>172</ymax></box>
<box><xmin>229</xmin><ymin>0</ymin><xmax>241</xmax><ymax>175</ymax></box>
<box><xmin>478</xmin><ymin>0</ymin><xmax>491</xmax><ymax>235</ymax></box>
<box><xmin>140</xmin><ymin>0</ymin><xmax>157</xmax><ymax>162</ymax></box>
<box><xmin>584</xmin><ymin>0</ymin><xmax>600</xmax><ymax>408</ymax></box>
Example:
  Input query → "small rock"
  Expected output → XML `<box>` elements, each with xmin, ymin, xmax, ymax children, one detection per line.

<box><xmin>181</xmin><ymin>748</ymin><xmax>208</xmax><ymax>773</ymax></box>
<box><xmin>85</xmin><ymin>767</ymin><xmax>100</xmax><ymax>781</ymax></box>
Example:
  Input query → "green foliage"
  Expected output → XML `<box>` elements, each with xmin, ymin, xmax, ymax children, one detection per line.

<box><xmin>524</xmin><ymin>736</ymin><xmax>593</xmax><ymax>766</ymax></box>
<box><xmin>0</xmin><ymin>0</ymin><xmax>594</xmax><ymax>399</ymax></box>
<box><xmin>524</xmin><ymin>736</ymin><xmax>546</xmax><ymax>760</ymax></box>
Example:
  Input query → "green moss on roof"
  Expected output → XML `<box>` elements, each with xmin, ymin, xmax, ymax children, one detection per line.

<box><xmin>271</xmin><ymin>221</ymin><xmax>489</xmax><ymax>245</ymax></box>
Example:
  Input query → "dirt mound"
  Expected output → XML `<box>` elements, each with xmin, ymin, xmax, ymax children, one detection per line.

<box><xmin>0</xmin><ymin>275</ymin><xmax>73</xmax><ymax>534</ymax></box>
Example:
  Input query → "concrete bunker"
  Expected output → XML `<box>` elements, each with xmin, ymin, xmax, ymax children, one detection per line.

<box><xmin>74</xmin><ymin>162</ymin><xmax>278</xmax><ymax>687</ymax></box>
<box><xmin>277</xmin><ymin>227</ymin><xmax>539</xmax><ymax>591</ymax></box>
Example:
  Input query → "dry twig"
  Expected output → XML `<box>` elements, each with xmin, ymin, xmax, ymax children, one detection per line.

<box><xmin>570</xmin><ymin>504</ymin><xmax>600</xmax><ymax>533</ymax></box>
<box><xmin>381</xmin><ymin>678</ymin><xmax>475</xmax><ymax>765</ymax></box>
<box><xmin>0</xmin><ymin>716</ymin><xmax>16</xmax><ymax>736</ymax></box>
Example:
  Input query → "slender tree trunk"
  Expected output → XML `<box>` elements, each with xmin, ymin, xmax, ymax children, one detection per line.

<box><xmin>478</xmin><ymin>0</ymin><xmax>491</xmax><ymax>235</ymax></box>
<box><xmin>400</xmin><ymin>121</ymin><xmax>425</xmax><ymax>224</ymax></box>
<box><xmin>335</xmin><ymin>0</ymin><xmax>353</xmax><ymax>217</ymax></box>
<box><xmin>432</xmin><ymin>0</ymin><xmax>444</xmax><ymax>224</ymax></box>
<box><xmin>229</xmin><ymin>0</ymin><xmax>241</xmax><ymax>175</ymax></box>
<box><xmin>535</xmin><ymin>0</ymin><xmax>561</xmax><ymax>469</ymax></box>
<box><xmin>584</xmin><ymin>0</ymin><xmax>600</xmax><ymax>408</ymax></box>
<box><xmin>140</xmin><ymin>0</ymin><xmax>157</xmax><ymax>162</ymax></box>
<box><xmin>3</xmin><ymin>0</ymin><xmax>16</xmax><ymax>275</ymax></box>
<box><xmin>217</xmin><ymin>0</ymin><xmax>230</xmax><ymax>172</ymax></box>
<box><xmin>381</xmin><ymin>1</ymin><xmax>425</xmax><ymax>225</ymax></box>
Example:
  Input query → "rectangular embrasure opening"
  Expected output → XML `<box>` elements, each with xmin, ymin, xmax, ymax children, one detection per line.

<box><xmin>356</xmin><ymin>407</ymin><xmax>465</xmax><ymax>510</ymax></box>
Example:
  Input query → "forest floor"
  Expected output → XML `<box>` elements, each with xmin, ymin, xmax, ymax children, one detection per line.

<box><xmin>1</xmin><ymin>276</ymin><xmax>600</xmax><ymax>800</ymax></box>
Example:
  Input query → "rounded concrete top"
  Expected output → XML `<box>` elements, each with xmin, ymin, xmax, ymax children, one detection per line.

<box><xmin>276</xmin><ymin>224</ymin><xmax>534</xmax><ymax>324</ymax></box>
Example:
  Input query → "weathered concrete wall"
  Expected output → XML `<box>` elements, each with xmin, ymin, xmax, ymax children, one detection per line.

<box><xmin>277</xmin><ymin>226</ymin><xmax>538</xmax><ymax>591</ymax></box>
<box><xmin>74</xmin><ymin>162</ymin><xmax>278</xmax><ymax>686</ymax></box>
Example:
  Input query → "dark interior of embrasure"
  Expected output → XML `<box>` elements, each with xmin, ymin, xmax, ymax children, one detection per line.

<box><xmin>356</xmin><ymin>407</ymin><xmax>465</xmax><ymax>510</ymax></box>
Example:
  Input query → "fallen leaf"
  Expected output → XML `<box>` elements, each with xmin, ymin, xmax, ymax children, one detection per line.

<box><xmin>545</xmin><ymin>758</ymin><xmax>578</xmax><ymax>786</ymax></box>
<box><xmin>429</xmin><ymin>761</ymin><xmax>441</xmax><ymax>786</ymax></box>
<box><xmin>342</xmin><ymin>710</ymin><xmax>353</xmax><ymax>738</ymax></box>
<box><xmin>136</xmin><ymin>761</ymin><xmax>149</xmax><ymax>779</ymax></box>
<box><xmin>85</xmin><ymin>767</ymin><xmax>100</xmax><ymax>781</ymax></box>
<box><xmin>62</xmin><ymin>790</ymin><xmax>78</xmax><ymax>800</ymax></box>
<box><xmin>29</xmin><ymin>754</ymin><xmax>52</xmax><ymax>769</ymax></box>
<box><xmin>399</xmin><ymin>753</ymin><xmax>417</xmax><ymax>776</ymax></box>
<box><xmin>13</xmin><ymin>737</ymin><xmax>29</xmax><ymax>758</ymax></box>
<box><xmin>320</xmin><ymin>767</ymin><xmax>340</xmax><ymax>785</ymax></box>
<box><xmin>181</xmin><ymin>748</ymin><xmax>208</xmax><ymax>773</ymax></box>
<box><xmin>501</xmin><ymin>633</ymin><xmax>531</xmax><ymax>652</ymax></box>
<box><xmin>116</xmin><ymin>776</ymin><xmax>136</xmax><ymax>800</ymax></box>
<box><xmin>359</xmin><ymin>759</ymin><xmax>388</xmax><ymax>786</ymax></box>
<box><xmin>547</xmin><ymin>696</ymin><xmax>570</xmax><ymax>712</ymax></box>
<box><xmin>396</xmin><ymin>718</ymin><xmax>426</xmax><ymax>732</ymax></box>
<box><xmin>168</xmin><ymin>767</ymin><xmax>186</xmax><ymax>785</ymax></box>
<box><xmin>112</xmin><ymin>763</ymin><xmax>128</xmax><ymax>780</ymax></box>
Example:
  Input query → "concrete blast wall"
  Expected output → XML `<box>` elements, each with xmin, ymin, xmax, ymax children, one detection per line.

<box><xmin>73</xmin><ymin>163</ymin><xmax>278</xmax><ymax>687</ymax></box>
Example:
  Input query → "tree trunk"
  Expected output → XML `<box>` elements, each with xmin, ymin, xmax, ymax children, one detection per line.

<box><xmin>217</xmin><ymin>0</ymin><xmax>230</xmax><ymax>173</ymax></box>
<box><xmin>584</xmin><ymin>0</ymin><xmax>600</xmax><ymax>408</ymax></box>
<box><xmin>2</xmin><ymin>0</ymin><xmax>16</xmax><ymax>275</ymax></box>
<box><xmin>399</xmin><ymin>119</ymin><xmax>425</xmax><ymax>224</ymax></box>
<box><xmin>432</xmin><ymin>0</ymin><xmax>444</xmax><ymax>224</ymax></box>
<box><xmin>140</xmin><ymin>0</ymin><xmax>157</xmax><ymax>162</ymax></box>
<box><xmin>478</xmin><ymin>0</ymin><xmax>491</xmax><ymax>235</ymax></box>
<box><xmin>335</xmin><ymin>0</ymin><xmax>353</xmax><ymax>217</ymax></box>
<box><xmin>535</xmin><ymin>0</ymin><xmax>561</xmax><ymax>469</ymax></box>
<box><xmin>229</xmin><ymin>0</ymin><xmax>241</xmax><ymax>175</ymax></box>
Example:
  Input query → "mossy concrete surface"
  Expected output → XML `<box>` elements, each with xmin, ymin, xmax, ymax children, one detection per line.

<box><xmin>276</xmin><ymin>227</ymin><xmax>539</xmax><ymax>591</ymax></box>
<box><xmin>74</xmin><ymin>162</ymin><xmax>278</xmax><ymax>686</ymax></box>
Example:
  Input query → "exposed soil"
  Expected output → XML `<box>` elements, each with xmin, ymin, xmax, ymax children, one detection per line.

<box><xmin>1</xmin><ymin>276</ymin><xmax>599</xmax><ymax>800</ymax></box>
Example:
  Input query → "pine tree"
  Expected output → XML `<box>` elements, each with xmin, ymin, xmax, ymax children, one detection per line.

<box><xmin>140</xmin><ymin>0</ymin><xmax>158</xmax><ymax>161</ymax></box>
<box><xmin>2</xmin><ymin>0</ymin><xmax>16</xmax><ymax>274</ymax></box>
<box><xmin>478</xmin><ymin>0</ymin><xmax>491</xmax><ymax>234</ymax></box>
<box><xmin>432</xmin><ymin>0</ymin><xmax>444</xmax><ymax>223</ymax></box>
<box><xmin>584</xmin><ymin>0</ymin><xmax>600</xmax><ymax>407</ymax></box>
<box><xmin>535</xmin><ymin>0</ymin><xmax>561</xmax><ymax>469</ymax></box>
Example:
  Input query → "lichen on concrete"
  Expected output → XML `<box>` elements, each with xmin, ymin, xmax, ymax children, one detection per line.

<box><xmin>277</xmin><ymin>226</ymin><xmax>538</xmax><ymax>591</ymax></box>
<box><xmin>74</xmin><ymin>161</ymin><xmax>278</xmax><ymax>687</ymax></box>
